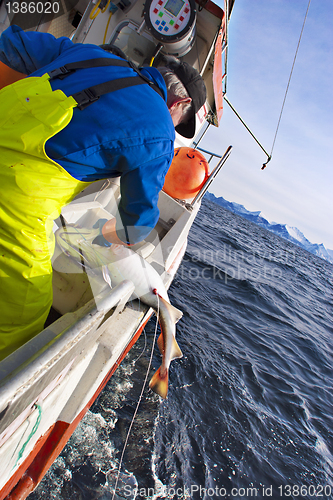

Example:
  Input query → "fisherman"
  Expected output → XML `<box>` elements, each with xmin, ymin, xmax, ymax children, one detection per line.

<box><xmin>0</xmin><ymin>25</ymin><xmax>206</xmax><ymax>360</ymax></box>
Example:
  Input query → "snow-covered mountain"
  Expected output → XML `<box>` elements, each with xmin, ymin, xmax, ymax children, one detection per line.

<box><xmin>205</xmin><ymin>192</ymin><xmax>333</xmax><ymax>264</ymax></box>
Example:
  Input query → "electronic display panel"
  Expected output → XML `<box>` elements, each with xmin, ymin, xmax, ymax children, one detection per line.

<box><xmin>164</xmin><ymin>0</ymin><xmax>185</xmax><ymax>17</ymax></box>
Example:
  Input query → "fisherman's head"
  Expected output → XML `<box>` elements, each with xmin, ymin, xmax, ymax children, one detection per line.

<box><xmin>100</xmin><ymin>46</ymin><xmax>207</xmax><ymax>139</ymax></box>
<box><xmin>157</xmin><ymin>56</ymin><xmax>207</xmax><ymax>139</ymax></box>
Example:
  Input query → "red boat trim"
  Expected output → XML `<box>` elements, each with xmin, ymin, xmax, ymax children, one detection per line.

<box><xmin>2</xmin><ymin>312</ymin><xmax>153</xmax><ymax>500</ymax></box>
<box><xmin>166</xmin><ymin>240</ymin><xmax>187</xmax><ymax>275</ymax></box>
<box><xmin>213</xmin><ymin>24</ymin><xmax>225</xmax><ymax>125</ymax></box>
<box><xmin>0</xmin><ymin>425</ymin><xmax>55</xmax><ymax>500</ymax></box>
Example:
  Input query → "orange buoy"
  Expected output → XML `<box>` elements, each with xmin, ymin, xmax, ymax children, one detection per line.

<box><xmin>163</xmin><ymin>147</ymin><xmax>209</xmax><ymax>200</ymax></box>
<box><xmin>0</xmin><ymin>61</ymin><xmax>26</xmax><ymax>90</ymax></box>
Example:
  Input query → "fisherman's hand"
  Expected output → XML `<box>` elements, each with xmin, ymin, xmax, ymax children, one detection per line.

<box><xmin>92</xmin><ymin>219</ymin><xmax>112</xmax><ymax>247</ymax></box>
<box><xmin>99</xmin><ymin>217</ymin><xmax>130</xmax><ymax>246</ymax></box>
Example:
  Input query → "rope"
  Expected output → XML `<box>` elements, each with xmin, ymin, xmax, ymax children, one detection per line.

<box><xmin>262</xmin><ymin>0</ymin><xmax>312</xmax><ymax>169</ymax></box>
<box><xmin>103</xmin><ymin>12</ymin><xmax>113</xmax><ymax>44</ymax></box>
<box><xmin>110</xmin><ymin>296</ymin><xmax>160</xmax><ymax>500</ymax></box>
<box><xmin>14</xmin><ymin>403</ymin><xmax>42</xmax><ymax>468</ymax></box>
<box><xmin>90</xmin><ymin>0</ymin><xmax>111</xmax><ymax>19</ymax></box>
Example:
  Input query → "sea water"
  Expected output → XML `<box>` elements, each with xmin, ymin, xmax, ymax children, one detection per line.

<box><xmin>31</xmin><ymin>198</ymin><xmax>333</xmax><ymax>500</ymax></box>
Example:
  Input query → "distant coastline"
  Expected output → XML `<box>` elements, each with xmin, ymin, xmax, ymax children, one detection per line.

<box><xmin>205</xmin><ymin>192</ymin><xmax>333</xmax><ymax>264</ymax></box>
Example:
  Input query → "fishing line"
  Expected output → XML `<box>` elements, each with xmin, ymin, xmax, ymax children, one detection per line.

<box><xmin>131</xmin><ymin>323</ymin><xmax>148</xmax><ymax>365</ymax></box>
<box><xmin>262</xmin><ymin>0</ymin><xmax>312</xmax><ymax>169</ymax></box>
<box><xmin>93</xmin><ymin>179</ymin><xmax>111</xmax><ymax>201</ymax></box>
<box><xmin>58</xmin><ymin>224</ymin><xmax>108</xmax><ymax>274</ymax></box>
<box><xmin>224</xmin><ymin>1</ymin><xmax>311</xmax><ymax>170</ymax></box>
<box><xmin>110</xmin><ymin>296</ymin><xmax>160</xmax><ymax>500</ymax></box>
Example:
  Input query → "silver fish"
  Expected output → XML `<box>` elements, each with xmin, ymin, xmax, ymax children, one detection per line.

<box><xmin>55</xmin><ymin>224</ymin><xmax>183</xmax><ymax>398</ymax></box>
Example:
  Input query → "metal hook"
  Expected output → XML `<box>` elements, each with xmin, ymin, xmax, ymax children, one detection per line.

<box><xmin>261</xmin><ymin>155</ymin><xmax>272</xmax><ymax>170</ymax></box>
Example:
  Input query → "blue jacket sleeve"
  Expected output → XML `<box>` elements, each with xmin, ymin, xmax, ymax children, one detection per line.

<box><xmin>115</xmin><ymin>155</ymin><xmax>173</xmax><ymax>244</ymax></box>
<box><xmin>0</xmin><ymin>25</ymin><xmax>74</xmax><ymax>74</ymax></box>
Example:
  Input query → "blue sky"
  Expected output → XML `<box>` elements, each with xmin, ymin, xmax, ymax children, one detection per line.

<box><xmin>201</xmin><ymin>0</ymin><xmax>333</xmax><ymax>249</ymax></box>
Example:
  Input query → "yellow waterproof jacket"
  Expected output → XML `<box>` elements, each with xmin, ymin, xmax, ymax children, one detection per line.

<box><xmin>0</xmin><ymin>74</ymin><xmax>90</xmax><ymax>360</ymax></box>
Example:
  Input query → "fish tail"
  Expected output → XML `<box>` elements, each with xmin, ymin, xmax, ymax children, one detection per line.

<box><xmin>149</xmin><ymin>367</ymin><xmax>168</xmax><ymax>399</ymax></box>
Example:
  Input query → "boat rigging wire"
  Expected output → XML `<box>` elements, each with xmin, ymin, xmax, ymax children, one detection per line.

<box><xmin>110</xmin><ymin>296</ymin><xmax>160</xmax><ymax>500</ymax></box>
<box><xmin>262</xmin><ymin>0</ymin><xmax>312</xmax><ymax>169</ymax></box>
<box><xmin>223</xmin><ymin>0</ymin><xmax>311</xmax><ymax>170</ymax></box>
<box><xmin>224</xmin><ymin>96</ymin><xmax>271</xmax><ymax>166</ymax></box>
